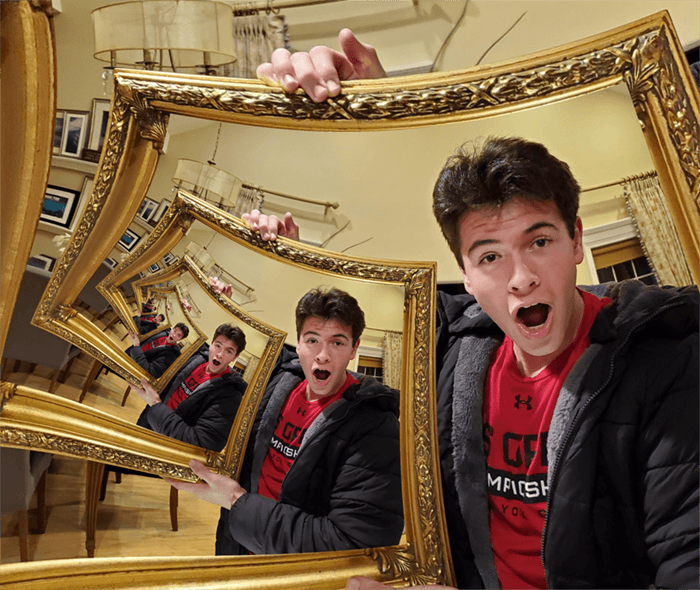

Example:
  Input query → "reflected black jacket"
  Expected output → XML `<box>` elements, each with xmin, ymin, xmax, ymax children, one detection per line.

<box><xmin>136</xmin><ymin>344</ymin><xmax>246</xmax><ymax>452</ymax></box>
<box><xmin>133</xmin><ymin>315</ymin><xmax>160</xmax><ymax>335</ymax></box>
<box><xmin>126</xmin><ymin>329</ymin><xmax>180</xmax><ymax>378</ymax></box>
<box><xmin>436</xmin><ymin>281</ymin><xmax>699</xmax><ymax>589</ymax></box>
<box><xmin>215</xmin><ymin>347</ymin><xmax>403</xmax><ymax>555</ymax></box>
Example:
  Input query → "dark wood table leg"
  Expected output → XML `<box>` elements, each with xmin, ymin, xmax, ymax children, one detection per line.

<box><xmin>85</xmin><ymin>460</ymin><xmax>105</xmax><ymax>558</ymax></box>
<box><xmin>78</xmin><ymin>360</ymin><xmax>103</xmax><ymax>403</ymax></box>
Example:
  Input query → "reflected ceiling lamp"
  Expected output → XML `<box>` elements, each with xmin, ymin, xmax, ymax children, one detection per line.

<box><xmin>92</xmin><ymin>0</ymin><xmax>237</xmax><ymax>73</ymax></box>
<box><xmin>172</xmin><ymin>158</ymin><xmax>242</xmax><ymax>207</ymax></box>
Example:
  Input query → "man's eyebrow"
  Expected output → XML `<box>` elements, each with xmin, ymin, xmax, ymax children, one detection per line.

<box><xmin>302</xmin><ymin>331</ymin><xmax>349</xmax><ymax>340</ymax></box>
<box><xmin>466</xmin><ymin>238</ymin><xmax>498</xmax><ymax>256</ymax></box>
<box><xmin>466</xmin><ymin>222</ymin><xmax>560</xmax><ymax>255</ymax></box>
<box><xmin>524</xmin><ymin>221</ymin><xmax>559</xmax><ymax>234</ymax></box>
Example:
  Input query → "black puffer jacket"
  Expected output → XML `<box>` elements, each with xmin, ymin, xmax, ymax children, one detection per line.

<box><xmin>436</xmin><ymin>281</ymin><xmax>699</xmax><ymax>589</ymax></box>
<box><xmin>126</xmin><ymin>329</ymin><xmax>180</xmax><ymax>378</ymax></box>
<box><xmin>215</xmin><ymin>347</ymin><xmax>403</xmax><ymax>555</ymax></box>
<box><xmin>133</xmin><ymin>315</ymin><xmax>160</xmax><ymax>335</ymax></box>
<box><xmin>136</xmin><ymin>344</ymin><xmax>246</xmax><ymax>452</ymax></box>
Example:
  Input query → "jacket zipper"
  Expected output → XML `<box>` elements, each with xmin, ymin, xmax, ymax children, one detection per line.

<box><xmin>539</xmin><ymin>300</ymin><xmax>684</xmax><ymax>587</ymax></box>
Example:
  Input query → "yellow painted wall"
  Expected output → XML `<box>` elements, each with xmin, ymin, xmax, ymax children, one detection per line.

<box><xmin>43</xmin><ymin>0</ymin><xmax>699</xmax><ymax>333</ymax></box>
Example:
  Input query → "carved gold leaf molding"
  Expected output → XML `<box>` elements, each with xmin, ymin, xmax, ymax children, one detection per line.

<box><xmin>0</xmin><ymin>425</ymin><xmax>200</xmax><ymax>480</ymax></box>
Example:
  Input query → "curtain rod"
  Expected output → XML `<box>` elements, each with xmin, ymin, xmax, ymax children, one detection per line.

<box><xmin>243</xmin><ymin>182</ymin><xmax>339</xmax><ymax>211</ymax></box>
<box><xmin>364</xmin><ymin>327</ymin><xmax>402</xmax><ymax>334</ymax></box>
<box><xmin>230</xmin><ymin>0</ymin><xmax>344</xmax><ymax>15</ymax></box>
<box><xmin>581</xmin><ymin>169</ymin><xmax>657</xmax><ymax>193</ymax></box>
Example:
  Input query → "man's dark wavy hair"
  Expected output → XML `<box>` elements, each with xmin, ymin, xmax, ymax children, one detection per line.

<box><xmin>173</xmin><ymin>322</ymin><xmax>190</xmax><ymax>338</ymax></box>
<box><xmin>213</xmin><ymin>323</ymin><xmax>246</xmax><ymax>355</ymax></box>
<box><xmin>155</xmin><ymin>313</ymin><xmax>165</xmax><ymax>323</ymax></box>
<box><xmin>432</xmin><ymin>136</ymin><xmax>580</xmax><ymax>268</ymax></box>
<box><xmin>295</xmin><ymin>287</ymin><xmax>365</xmax><ymax>346</ymax></box>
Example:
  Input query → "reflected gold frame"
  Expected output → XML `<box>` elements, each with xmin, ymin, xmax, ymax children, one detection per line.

<box><xmin>1</xmin><ymin>10</ymin><xmax>699</xmax><ymax>589</ymax></box>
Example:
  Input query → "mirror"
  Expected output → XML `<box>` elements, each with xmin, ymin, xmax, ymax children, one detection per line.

<box><xmin>1</xmin><ymin>10</ymin><xmax>698</xmax><ymax>589</ymax></box>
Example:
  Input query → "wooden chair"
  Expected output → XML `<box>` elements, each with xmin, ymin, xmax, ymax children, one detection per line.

<box><xmin>84</xmin><ymin>461</ymin><xmax>179</xmax><ymax>558</ymax></box>
<box><xmin>0</xmin><ymin>448</ymin><xmax>52</xmax><ymax>561</ymax></box>
<box><xmin>2</xmin><ymin>266</ymin><xmax>81</xmax><ymax>392</ymax></box>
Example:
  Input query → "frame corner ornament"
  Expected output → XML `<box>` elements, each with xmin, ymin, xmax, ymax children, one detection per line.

<box><xmin>369</xmin><ymin>544</ymin><xmax>445</xmax><ymax>586</ymax></box>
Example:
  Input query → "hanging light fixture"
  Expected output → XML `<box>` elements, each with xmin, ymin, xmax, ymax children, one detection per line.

<box><xmin>172</xmin><ymin>158</ymin><xmax>242</xmax><ymax>207</ymax></box>
<box><xmin>92</xmin><ymin>0</ymin><xmax>237</xmax><ymax>73</ymax></box>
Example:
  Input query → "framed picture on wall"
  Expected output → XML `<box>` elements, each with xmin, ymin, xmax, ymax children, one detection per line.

<box><xmin>150</xmin><ymin>199</ymin><xmax>171</xmax><ymax>225</ymax></box>
<box><xmin>104</xmin><ymin>257</ymin><xmax>118</xmax><ymax>269</ymax></box>
<box><xmin>53</xmin><ymin>111</ymin><xmax>65</xmax><ymax>155</ymax></box>
<box><xmin>148</xmin><ymin>262</ymin><xmax>160</xmax><ymax>274</ymax></box>
<box><xmin>88</xmin><ymin>98</ymin><xmax>111</xmax><ymax>152</ymax></box>
<box><xmin>60</xmin><ymin>110</ymin><xmax>90</xmax><ymax>159</ymax></box>
<box><xmin>118</xmin><ymin>228</ymin><xmax>141</xmax><ymax>253</ymax></box>
<box><xmin>163</xmin><ymin>252</ymin><xmax>178</xmax><ymax>266</ymax></box>
<box><xmin>40</xmin><ymin>185</ymin><xmax>81</xmax><ymax>230</ymax></box>
<box><xmin>27</xmin><ymin>254</ymin><xmax>57</xmax><ymax>272</ymax></box>
<box><xmin>137</xmin><ymin>197</ymin><xmax>158</xmax><ymax>222</ymax></box>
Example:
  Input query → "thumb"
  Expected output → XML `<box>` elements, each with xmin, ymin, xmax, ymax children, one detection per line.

<box><xmin>283</xmin><ymin>212</ymin><xmax>300</xmax><ymax>240</ymax></box>
<box><xmin>188</xmin><ymin>459</ymin><xmax>214</xmax><ymax>483</ymax></box>
<box><xmin>338</xmin><ymin>28</ymin><xmax>386</xmax><ymax>80</ymax></box>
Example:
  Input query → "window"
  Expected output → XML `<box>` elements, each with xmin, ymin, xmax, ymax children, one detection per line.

<box><xmin>356</xmin><ymin>355</ymin><xmax>384</xmax><ymax>383</ymax></box>
<box><xmin>592</xmin><ymin>238</ymin><xmax>657</xmax><ymax>285</ymax></box>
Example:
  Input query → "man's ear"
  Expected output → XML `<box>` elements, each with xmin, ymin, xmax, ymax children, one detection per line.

<box><xmin>573</xmin><ymin>217</ymin><xmax>584</xmax><ymax>265</ymax></box>
<box><xmin>460</xmin><ymin>264</ymin><xmax>474</xmax><ymax>295</ymax></box>
<box><xmin>350</xmin><ymin>338</ymin><xmax>360</xmax><ymax>360</ymax></box>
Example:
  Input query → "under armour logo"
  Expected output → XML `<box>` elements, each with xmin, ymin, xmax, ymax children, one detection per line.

<box><xmin>514</xmin><ymin>395</ymin><xmax>533</xmax><ymax>410</ymax></box>
<box><xmin>296</xmin><ymin>407</ymin><xmax>306</xmax><ymax>417</ymax></box>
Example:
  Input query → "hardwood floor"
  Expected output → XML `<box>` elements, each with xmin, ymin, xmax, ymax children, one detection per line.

<box><xmin>1</xmin><ymin>312</ymin><xmax>222</xmax><ymax>564</ymax></box>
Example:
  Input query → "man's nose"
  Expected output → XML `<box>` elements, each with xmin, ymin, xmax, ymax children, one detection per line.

<box><xmin>315</xmin><ymin>344</ymin><xmax>331</xmax><ymax>362</ymax></box>
<box><xmin>508</xmin><ymin>255</ymin><xmax>540</xmax><ymax>294</ymax></box>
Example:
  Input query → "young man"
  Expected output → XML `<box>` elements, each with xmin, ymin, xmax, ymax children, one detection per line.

<box><xmin>133</xmin><ymin>312</ymin><xmax>165</xmax><ymax>335</ymax></box>
<box><xmin>247</xmin><ymin>37</ymin><xmax>699</xmax><ymax>590</ymax></box>
<box><xmin>126</xmin><ymin>321</ymin><xmax>189</xmax><ymax>378</ymax></box>
<box><xmin>141</xmin><ymin>298</ymin><xmax>157</xmax><ymax>314</ymax></box>
<box><xmin>169</xmin><ymin>287</ymin><xmax>403</xmax><ymax>555</ymax></box>
<box><xmin>131</xmin><ymin>323</ymin><xmax>247</xmax><ymax>452</ymax></box>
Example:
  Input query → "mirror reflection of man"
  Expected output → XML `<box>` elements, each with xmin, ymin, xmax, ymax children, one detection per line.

<box><xmin>131</xmin><ymin>323</ymin><xmax>247</xmax><ymax>452</ymax></box>
<box><xmin>240</xmin><ymin>32</ymin><xmax>699</xmax><ymax>590</ymax></box>
<box><xmin>126</xmin><ymin>322</ymin><xmax>189</xmax><ymax>378</ymax></box>
<box><xmin>133</xmin><ymin>312</ymin><xmax>165</xmax><ymax>335</ymax></box>
<box><xmin>169</xmin><ymin>287</ymin><xmax>404</xmax><ymax>555</ymax></box>
<box><xmin>141</xmin><ymin>298</ymin><xmax>157</xmax><ymax>314</ymax></box>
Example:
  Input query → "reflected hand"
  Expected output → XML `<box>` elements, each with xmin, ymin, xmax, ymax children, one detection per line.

<box><xmin>256</xmin><ymin>28</ymin><xmax>385</xmax><ymax>102</ymax></box>
<box><xmin>129</xmin><ymin>332</ymin><xmax>140</xmax><ymax>347</ymax></box>
<box><xmin>347</xmin><ymin>577</ymin><xmax>455</xmax><ymax>590</ymax></box>
<box><xmin>209</xmin><ymin>276</ymin><xmax>233</xmax><ymax>298</ymax></box>
<box><xmin>243</xmin><ymin>209</ymin><xmax>299</xmax><ymax>241</ymax></box>
<box><xmin>131</xmin><ymin>377</ymin><xmax>161</xmax><ymax>407</ymax></box>
<box><xmin>165</xmin><ymin>459</ymin><xmax>246</xmax><ymax>509</ymax></box>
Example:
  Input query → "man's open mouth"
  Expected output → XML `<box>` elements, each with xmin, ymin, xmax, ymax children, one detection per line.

<box><xmin>517</xmin><ymin>303</ymin><xmax>550</xmax><ymax>328</ymax></box>
<box><xmin>212</xmin><ymin>359</ymin><xmax>221</xmax><ymax>366</ymax></box>
<box><xmin>314</xmin><ymin>369</ymin><xmax>330</xmax><ymax>382</ymax></box>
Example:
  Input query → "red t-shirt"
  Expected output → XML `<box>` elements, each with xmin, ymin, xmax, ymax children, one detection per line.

<box><xmin>484</xmin><ymin>290</ymin><xmax>610</xmax><ymax>589</ymax></box>
<box><xmin>141</xmin><ymin>335</ymin><xmax>175</xmax><ymax>353</ymax></box>
<box><xmin>258</xmin><ymin>371</ymin><xmax>358</xmax><ymax>501</ymax></box>
<box><xmin>166</xmin><ymin>362</ymin><xmax>231</xmax><ymax>411</ymax></box>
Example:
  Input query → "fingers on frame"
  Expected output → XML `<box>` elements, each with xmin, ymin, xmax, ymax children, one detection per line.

<box><xmin>270</xmin><ymin>48</ymin><xmax>299</xmax><ymax>91</ymax></box>
<box><xmin>289</xmin><ymin>51</ymin><xmax>329</xmax><ymax>102</ymax></box>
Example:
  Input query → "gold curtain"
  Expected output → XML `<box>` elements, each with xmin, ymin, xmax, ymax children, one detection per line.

<box><xmin>382</xmin><ymin>331</ymin><xmax>402</xmax><ymax>390</ymax></box>
<box><xmin>242</xmin><ymin>354</ymin><xmax>260</xmax><ymax>384</ymax></box>
<box><xmin>219</xmin><ymin>13</ymin><xmax>288</xmax><ymax>79</ymax></box>
<box><xmin>224</xmin><ymin>185</ymin><xmax>265</xmax><ymax>218</ymax></box>
<box><xmin>623</xmin><ymin>176</ymin><xmax>694</xmax><ymax>287</ymax></box>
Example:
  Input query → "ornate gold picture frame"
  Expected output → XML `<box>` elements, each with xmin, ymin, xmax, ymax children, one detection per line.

<box><xmin>1</xmin><ymin>10</ymin><xmax>698</xmax><ymax>590</ymax></box>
